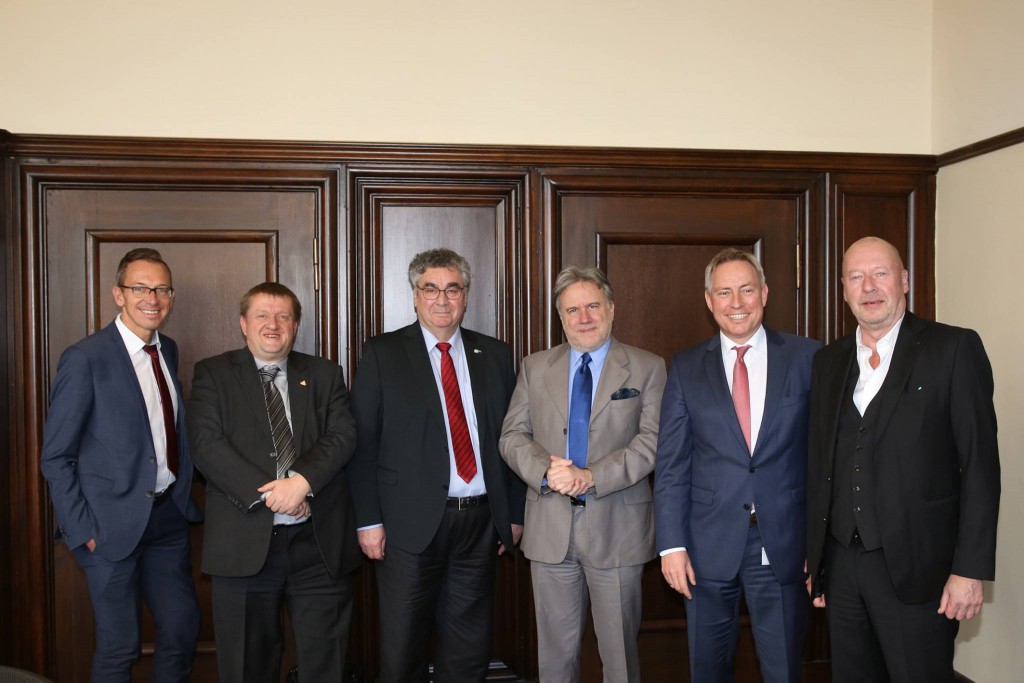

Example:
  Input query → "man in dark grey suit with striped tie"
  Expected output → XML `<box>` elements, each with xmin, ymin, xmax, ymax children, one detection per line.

<box><xmin>189</xmin><ymin>282</ymin><xmax>360</xmax><ymax>683</ymax></box>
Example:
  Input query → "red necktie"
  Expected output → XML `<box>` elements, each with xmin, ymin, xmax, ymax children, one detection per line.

<box><xmin>143</xmin><ymin>344</ymin><xmax>179</xmax><ymax>476</ymax></box>
<box><xmin>732</xmin><ymin>345</ymin><xmax>752</xmax><ymax>454</ymax></box>
<box><xmin>436</xmin><ymin>342</ymin><xmax>477</xmax><ymax>483</ymax></box>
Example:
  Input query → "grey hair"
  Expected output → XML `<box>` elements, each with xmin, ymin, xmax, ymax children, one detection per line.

<box><xmin>407</xmin><ymin>248</ymin><xmax>472</xmax><ymax>290</ymax></box>
<box><xmin>704</xmin><ymin>248</ymin><xmax>766</xmax><ymax>291</ymax></box>
<box><xmin>552</xmin><ymin>265</ymin><xmax>614</xmax><ymax>309</ymax></box>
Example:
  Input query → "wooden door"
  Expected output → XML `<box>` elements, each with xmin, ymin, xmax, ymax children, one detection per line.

<box><xmin>540</xmin><ymin>168</ymin><xmax>823</xmax><ymax>682</ymax></box>
<box><xmin>22</xmin><ymin>160</ymin><xmax>342</xmax><ymax>682</ymax></box>
<box><xmin>347</xmin><ymin>167</ymin><xmax>530</xmax><ymax>680</ymax></box>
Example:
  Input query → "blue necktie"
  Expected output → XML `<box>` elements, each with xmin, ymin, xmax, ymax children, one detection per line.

<box><xmin>567</xmin><ymin>353</ymin><xmax>593</xmax><ymax>476</ymax></box>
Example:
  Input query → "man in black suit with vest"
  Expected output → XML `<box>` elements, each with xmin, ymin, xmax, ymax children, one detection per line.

<box><xmin>349</xmin><ymin>247</ymin><xmax>525</xmax><ymax>682</ymax></box>
<box><xmin>189</xmin><ymin>282</ymin><xmax>359</xmax><ymax>683</ymax></box>
<box><xmin>807</xmin><ymin>237</ymin><xmax>1000</xmax><ymax>682</ymax></box>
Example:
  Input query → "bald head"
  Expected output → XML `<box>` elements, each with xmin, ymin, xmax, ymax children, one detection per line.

<box><xmin>841</xmin><ymin>237</ymin><xmax>909</xmax><ymax>339</ymax></box>
<box><xmin>842</xmin><ymin>237</ymin><xmax>905</xmax><ymax>275</ymax></box>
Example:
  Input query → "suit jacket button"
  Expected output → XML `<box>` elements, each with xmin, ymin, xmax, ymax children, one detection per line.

<box><xmin>743</xmin><ymin>503</ymin><xmax>751</xmax><ymax>510</ymax></box>
<box><xmin>749</xmin><ymin>466</ymin><xmax>756</xmax><ymax>473</ymax></box>
<box><xmin>146</xmin><ymin>490</ymin><xmax>155</xmax><ymax>498</ymax></box>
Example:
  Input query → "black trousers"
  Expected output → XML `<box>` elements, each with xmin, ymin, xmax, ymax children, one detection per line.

<box><xmin>375</xmin><ymin>503</ymin><xmax>498</xmax><ymax>683</ymax></box>
<box><xmin>212</xmin><ymin>522</ymin><xmax>354</xmax><ymax>683</ymax></box>
<box><xmin>824</xmin><ymin>536</ymin><xmax>959</xmax><ymax>683</ymax></box>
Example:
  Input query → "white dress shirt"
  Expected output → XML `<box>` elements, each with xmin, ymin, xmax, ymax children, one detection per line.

<box><xmin>421</xmin><ymin>326</ymin><xmax>487</xmax><ymax>498</ymax></box>
<box><xmin>719</xmin><ymin>325</ymin><xmax>768</xmax><ymax>452</ymax></box>
<box><xmin>853</xmin><ymin>315</ymin><xmax>905</xmax><ymax>415</ymax></box>
<box><xmin>115</xmin><ymin>315</ymin><xmax>177</xmax><ymax>494</ymax></box>
<box><xmin>255</xmin><ymin>358</ymin><xmax>308</xmax><ymax>525</ymax></box>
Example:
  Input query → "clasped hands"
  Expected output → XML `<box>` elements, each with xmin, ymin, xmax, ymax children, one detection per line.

<box><xmin>546</xmin><ymin>455</ymin><xmax>593</xmax><ymax>498</ymax></box>
<box><xmin>258</xmin><ymin>473</ymin><xmax>311</xmax><ymax>518</ymax></box>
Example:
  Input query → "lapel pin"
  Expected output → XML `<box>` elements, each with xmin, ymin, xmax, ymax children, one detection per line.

<box><xmin>917</xmin><ymin>386</ymin><xmax>923</xmax><ymax>391</ymax></box>
<box><xmin>300</xmin><ymin>380</ymin><xmax>307</xmax><ymax>386</ymax></box>
<box><xmin>473</xmin><ymin>348</ymin><xmax>482</xmax><ymax>354</ymax></box>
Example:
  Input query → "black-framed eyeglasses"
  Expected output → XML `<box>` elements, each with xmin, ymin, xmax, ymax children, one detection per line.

<box><xmin>118</xmin><ymin>285</ymin><xmax>176</xmax><ymax>299</ymax></box>
<box><xmin>416</xmin><ymin>285</ymin><xmax>465</xmax><ymax>301</ymax></box>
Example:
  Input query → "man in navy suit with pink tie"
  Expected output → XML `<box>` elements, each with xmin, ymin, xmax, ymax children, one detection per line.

<box><xmin>40</xmin><ymin>248</ymin><xmax>202</xmax><ymax>682</ymax></box>
<box><xmin>654</xmin><ymin>248</ymin><xmax>818</xmax><ymax>683</ymax></box>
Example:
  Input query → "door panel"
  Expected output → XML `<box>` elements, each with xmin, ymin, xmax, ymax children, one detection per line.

<box><xmin>28</xmin><ymin>162</ymin><xmax>341</xmax><ymax>683</ymax></box>
<box><xmin>543</xmin><ymin>169</ymin><xmax>820</xmax><ymax>682</ymax></box>
<box><xmin>830</xmin><ymin>173</ymin><xmax>934</xmax><ymax>338</ymax></box>
<box><xmin>348</xmin><ymin>168</ymin><xmax>530</xmax><ymax>680</ymax></box>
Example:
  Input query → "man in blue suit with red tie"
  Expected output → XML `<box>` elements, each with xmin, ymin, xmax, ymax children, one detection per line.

<box><xmin>654</xmin><ymin>248</ymin><xmax>819</xmax><ymax>683</ymax></box>
<box><xmin>41</xmin><ymin>248</ymin><xmax>202</xmax><ymax>682</ymax></box>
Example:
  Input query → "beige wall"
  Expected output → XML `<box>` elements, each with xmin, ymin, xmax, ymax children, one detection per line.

<box><xmin>1</xmin><ymin>0</ymin><xmax>932</xmax><ymax>152</ymax></box>
<box><xmin>933</xmin><ymin>1</ymin><xmax>1023</xmax><ymax>680</ymax></box>
<box><xmin>936</xmin><ymin>146</ymin><xmax>1024</xmax><ymax>682</ymax></box>
<box><xmin>933</xmin><ymin>0</ymin><xmax>1024</xmax><ymax>151</ymax></box>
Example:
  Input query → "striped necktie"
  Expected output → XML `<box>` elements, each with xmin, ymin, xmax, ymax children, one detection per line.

<box><xmin>259</xmin><ymin>365</ymin><xmax>297</xmax><ymax>477</ymax></box>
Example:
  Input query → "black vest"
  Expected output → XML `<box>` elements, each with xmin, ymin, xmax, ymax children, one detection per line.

<box><xmin>829</xmin><ymin>361</ymin><xmax>883</xmax><ymax>550</ymax></box>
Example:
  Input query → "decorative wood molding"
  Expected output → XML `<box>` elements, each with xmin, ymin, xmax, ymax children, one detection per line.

<box><xmin>937</xmin><ymin>125</ymin><xmax>1024</xmax><ymax>167</ymax></box>
<box><xmin>1</xmin><ymin>130</ymin><xmax>937</xmax><ymax>174</ymax></box>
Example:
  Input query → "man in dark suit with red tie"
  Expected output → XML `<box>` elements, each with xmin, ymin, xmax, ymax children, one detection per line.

<box><xmin>41</xmin><ymin>248</ymin><xmax>203</xmax><ymax>682</ymax></box>
<box><xmin>807</xmin><ymin>237</ymin><xmax>1001</xmax><ymax>681</ymax></box>
<box><xmin>189</xmin><ymin>282</ymin><xmax>359</xmax><ymax>683</ymax></box>
<box><xmin>349</xmin><ymin>248</ymin><xmax>525</xmax><ymax>682</ymax></box>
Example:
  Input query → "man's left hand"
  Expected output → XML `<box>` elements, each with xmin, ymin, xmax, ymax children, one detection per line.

<box><xmin>938</xmin><ymin>574</ymin><xmax>984</xmax><ymax>620</ymax></box>
<box><xmin>258</xmin><ymin>474</ymin><xmax>312</xmax><ymax>513</ymax></box>
<box><xmin>499</xmin><ymin>524</ymin><xmax>524</xmax><ymax>556</ymax></box>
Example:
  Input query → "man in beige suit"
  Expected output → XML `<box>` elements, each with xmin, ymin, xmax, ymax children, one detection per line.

<box><xmin>500</xmin><ymin>265</ymin><xmax>666</xmax><ymax>683</ymax></box>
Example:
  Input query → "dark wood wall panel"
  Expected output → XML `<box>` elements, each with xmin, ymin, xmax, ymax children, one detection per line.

<box><xmin>347</xmin><ymin>168</ymin><xmax>530</xmax><ymax>681</ymax></box>
<box><xmin>1</xmin><ymin>132</ymin><xmax>937</xmax><ymax>683</ymax></box>
<box><xmin>7</xmin><ymin>158</ymin><xmax>341</xmax><ymax>682</ymax></box>
<box><xmin>829</xmin><ymin>173</ymin><xmax>935</xmax><ymax>339</ymax></box>
<box><xmin>541</xmin><ymin>171</ymin><xmax>824</xmax><ymax>351</ymax></box>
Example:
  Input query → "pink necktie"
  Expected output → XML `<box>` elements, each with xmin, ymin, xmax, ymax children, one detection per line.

<box><xmin>436</xmin><ymin>342</ymin><xmax>477</xmax><ymax>483</ymax></box>
<box><xmin>732</xmin><ymin>345</ymin><xmax>752</xmax><ymax>454</ymax></box>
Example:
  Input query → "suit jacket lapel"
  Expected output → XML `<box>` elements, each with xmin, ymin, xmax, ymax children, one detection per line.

<box><xmin>704</xmin><ymin>335</ymin><xmax>749</xmax><ymax>455</ymax></box>
<box><xmin>821</xmin><ymin>337</ymin><xmax>856</xmax><ymax>467</ymax></box>
<box><xmin>868</xmin><ymin>313</ymin><xmax>924</xmax><ymax>443</ymax></box>
<box><xmin>462</xmin><ymin>329</ymin><xmax>489</xmax><ymax>439</ymax></box>
<box><xmin>401</xmin><ymin>323</ymin><xmax>448</xmax><ymax>434</ymax></box>
<box><xmin>231</xmin><ymin>348</ymin><xmax>274</xmax><ymax>442</ymax></box>
<box><xmin>104</xmin><ymin>322</ymin><xmax>154</xmax><ymax>440</ymax></box>
<box><xmin>542</xmin><ymin>344</ymin><xmax>571</xmax><ymax>425</ymax></box>
<box><xmin>286</xmin><ymin>353</ymin><xmax>309</xmax><ymax>449</ymax></box>
<box><xmin>591</xmin><ymin>339</ymin><xmax>628</xmax><ymax>422</ymax></box>
<box><xmin>158</xmin><ymin>337</ymin><xmax>188</xmax><ymax>442</ymax></box>
<box><xmin>755</xmin><ymin>329</ymin><xmax>789</xmax><ymax>459</ymax></box>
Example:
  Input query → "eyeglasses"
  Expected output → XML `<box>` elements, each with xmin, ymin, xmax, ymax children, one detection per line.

<box><xmin>118</xmin><ymin>285</ymin><xmax>176</xmax><ymax>299</ymax></box>
<box><xmin>416</xmin><ymin>285</ymin><xmax>465</xmax><ymax>301</ymax></box>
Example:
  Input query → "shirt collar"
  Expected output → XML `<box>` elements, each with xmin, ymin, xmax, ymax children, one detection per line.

<box><xmin>856</xmin><ymin>315</ymin><xmax>905</xmax><ymax>359</ymax></box>
<box><xmin>570</xmin><ymin>337</ymin><xmax>612</xmax><ymax>369</ymax></box>
<box><xmin>253</xmin><ymin>354</ymin><xmax>289</xmax><ymax>375</ymax></box>
<box><xmin>719</xmin><ymin>325</ymin><xmax>766</xmax><ymax>356</ymax></box>
<box><xmin>114</xmin><ymin>314</ymin><xmax>161</xmax><ymax>353</ymax></box>
<box><xmin>420</xmin><ymin>324</ymin><xmax>464</xmax><ymax>354</ymax></box>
